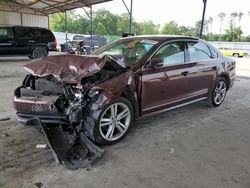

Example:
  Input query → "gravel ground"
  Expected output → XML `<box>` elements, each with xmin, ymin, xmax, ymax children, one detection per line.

<box><xmin>0</xmin><ymin>56</ymin><xmax>250</xmax><ymax>188</ymax></box>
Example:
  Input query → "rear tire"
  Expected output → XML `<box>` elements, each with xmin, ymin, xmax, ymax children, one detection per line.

<box><xmin>32</xmin><ymin>47</ymin><xmax>48</xmax><ymax>59</ymax></box>
<box><xmin>207</xmin><ymin>77</ymin><xmax>227</xmax><ymax>107</ymax></box>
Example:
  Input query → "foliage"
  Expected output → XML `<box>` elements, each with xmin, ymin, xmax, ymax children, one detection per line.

<box><xmin>93</xmin><ymin>9</ymin><xmax>119</xmax><ymax>35</ymax></box>
<box><xmin>117</xmin><ymin>13</ymin><xmax>138</xmax><ymax>35</ymax></box>
<box><xmin>136</xmin><ymin>20</ymin><xmax>159</xmax><ymax>35</ymax></box>
<box><xmin>161</xmin><ymin>21</ymin><xmax>180</xmax><ymax>35</ymax></box>
<box><xmin>49</xmin><ymin>9</ymin><xmax>249</xmax><ymax>42</ymax></box>
<box><xmin>50</xmin><ymin>11</ymin><xmax>89</xmax><ymax>34</ymax></box>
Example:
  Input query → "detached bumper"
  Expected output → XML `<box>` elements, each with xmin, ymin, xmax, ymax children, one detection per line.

<box><xmin>13</xmin><ymin>86</ymin><xmax>66</xmax><ymax>125</ymax></box>
<box><xmin>26</xmin><ymin>117</ymin><xmax>105</xmax><ymax>170</ymax></box>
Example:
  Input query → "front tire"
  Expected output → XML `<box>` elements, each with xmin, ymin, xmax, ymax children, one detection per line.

<box><xmin>91</xmin><ymin>97</ymin><xmax>134</xmax><ymax>145</ymax></box>
<box><xmin>207</xmin><ymin>77</ymin><xmax>227</xmax><ymax>107</ymax></box>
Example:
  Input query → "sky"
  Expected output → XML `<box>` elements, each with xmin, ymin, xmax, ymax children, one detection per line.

<box><xmin>81</xmin><ymin>0</ymin><xmax>250</xmax><ymax>36</ymax></box>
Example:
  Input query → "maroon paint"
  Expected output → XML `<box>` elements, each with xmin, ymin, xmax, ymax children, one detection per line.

<box><xmin>14</xmin><ymin>36</ymin><xmax>236</xmax><ymax>119</ymax></box>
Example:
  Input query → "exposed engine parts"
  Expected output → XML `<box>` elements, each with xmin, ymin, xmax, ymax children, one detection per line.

<box><xmin>15</xmin><ymin>56</ymin><xmax>127</xmax><ymax>169</ymax></box>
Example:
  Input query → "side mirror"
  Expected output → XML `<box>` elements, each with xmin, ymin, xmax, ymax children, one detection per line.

<box><xmin>148</xmin><ymin>57</ymin><xmax>164</xmax><ymax>69</ymax></box>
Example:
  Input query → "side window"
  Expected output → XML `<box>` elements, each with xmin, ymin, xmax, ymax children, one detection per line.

<box><xmin>152</xmin><ymin>42</ymin><xmax>184</xmax><ymax>67</ymax></box>
<box><xmin>31</xmin><ymin>29</ymin><xmax>42</xmax><ymax>37</ymax></box>
<box><xmin>0</xmin><ymin>28</ymin><xmax>13</xmax><ymax>39</ymax></box>
<box><xmin>14</xmin><ymin>27</ymin><xmax>32</xmax><ymax>38</ymax></box>
<box><xmin>187</xmin><ymin>41</ymin><xmax>212</xmax><ymax>61</ymax></box>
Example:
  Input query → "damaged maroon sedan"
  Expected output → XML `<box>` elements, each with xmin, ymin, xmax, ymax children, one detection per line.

<box><xmin>13</xmin><ymin>36</ymin><xmax>235</xmax><ymax>169</ymax></box>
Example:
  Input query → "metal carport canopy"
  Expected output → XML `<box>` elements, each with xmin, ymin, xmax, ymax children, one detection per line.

<box><xmin>3</xmin><ymin>0</ymin><xmax>113</xmax><ymax>15</ymax></box>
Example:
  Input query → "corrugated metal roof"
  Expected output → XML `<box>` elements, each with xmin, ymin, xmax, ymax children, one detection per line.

<box><xmin>2</xmin><ymin>0</ymin><xmax>113</xmax><ymax>15</ymax></box>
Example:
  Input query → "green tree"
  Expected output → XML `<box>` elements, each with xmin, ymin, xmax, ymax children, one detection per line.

<box><xmin>225</xmin><ymin>26</ymin><xmax>243</xmax><ymax>42</ymax></box>
<box><xmin>231</xmin><ymin>12</ymin><xmax>238</xmax><ymax>29</ymax></box>
<box><xmin>117</xmin><ymin>13</ymin><xmax>137</xmax><ymax>35</ymax></box>
<box><xmin>208</xmin><ymin>17</ymin><xmax>213</xmax><ymax>34</ymax></box>
<box><xmin>218</xmin><ymin>12</ymin><xmax>226</xmax><ymax>42</ymax></box>
<box><xmin>136</xmin><ymin>20</ymin><xmax>159</xmax><ymax>35</ymax></box>
<box><xmin>238</xmin><ymin>12</ymin><xmax>243</xmax><ymax>27</ymax></box>
<box><xmin>161</xmin><ymin>21</ymin><xmax>179</xmax><ymax>35</ymax></box>
<box><xmin>225</xmin><ymin>12</ymin><xmax>243</xmax><ymax>41</ymax></box>
<box><xmin>50</xmin><ymin>11</ymin><xmax>90</xmax><ymax>34</ymax></box>
<box><xmin>50</xmin><ymin>13</ymin><xmax>65</xmax><ymax>32</ymax></box>
<box><xmin>178</xmin><ymin>26</ymin><xmax>194</xmax><ymax>36</ymax></box>
<box><xmin>93</xmin><ymin>9</ymin><xmax>119</xmax><ymax>35</ymax></box>
<box><xmin>48</xmin><ymin>9</ymin><xmax>248</xmax><ymax>42</ymax></box>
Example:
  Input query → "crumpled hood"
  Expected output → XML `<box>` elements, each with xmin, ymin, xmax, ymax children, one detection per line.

<box><xmin>23</xmin><ymin>54</ymin><xmax>127</xmax><ymax>83</ymax></box>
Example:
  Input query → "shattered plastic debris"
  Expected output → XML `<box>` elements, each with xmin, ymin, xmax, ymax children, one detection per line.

<box><xmin>0</xmin><ymin>133</ymin><xmax>9</xmax><ymax>138</ymax></box>
<box><xmin>34</xmin><ymin>182</ymin><xmax>43</xmax><ymax>188</ymax></box>
<box><xmin>36</xmin><ymin>144</ymin><xmax>49</xmax><ymax>149</ymax></box>
<box><xmin>169</xmin><ymin>148</ymin><xmax>175</xmax><ymax>154</ymax></box>
<box><xmin>0</xmin><ymin>117</ymin><xmax>10</xmax><ymax>121</ymax></box>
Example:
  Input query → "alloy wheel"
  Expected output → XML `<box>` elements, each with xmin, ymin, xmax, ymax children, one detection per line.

<box><xmin>213</xmin><ymin>81</ymin><xmax>227</xmax><ymax>105</ymax></box>
<box><xmin>99</xmin><ymin>103</ymin><xmax>131</xmax><ymax>141</ymax></box>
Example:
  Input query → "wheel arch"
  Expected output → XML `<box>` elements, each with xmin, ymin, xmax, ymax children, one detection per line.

<box><xmin>120</xmin><ymin>86</ymin><xmax>140</xmax><ymax>119</ymax></box>
<box><xmin>31</xmin><ymin>45</ymin><xmax>49</xmax><ymax>54</ymax></box>
<box><xmin>218</xmin><ymin>73</ymin><xmax>230</xmax><ymax>91</ymax></box>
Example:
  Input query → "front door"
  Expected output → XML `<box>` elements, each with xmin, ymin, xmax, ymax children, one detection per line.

<box><xmin>0</xmin><ymin>27</ymin><xmax>16</xmax><ymax>55</ymax></box>
<box><xmin>141</xmin><ymin>41</ymin><xmax>190</xmax><ymax>115</ymax></box>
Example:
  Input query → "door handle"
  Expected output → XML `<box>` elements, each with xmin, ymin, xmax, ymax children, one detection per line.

<box><xmin>181</xmin><ymin>71</ymin><xmax>189</xmax><ymax>76</ymax></box>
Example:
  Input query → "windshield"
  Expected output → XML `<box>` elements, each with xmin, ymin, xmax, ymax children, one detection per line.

<box><xmin>92</xmin><ymin>38</ymin><xmax>158</xmax><ymax>65</ymax></box>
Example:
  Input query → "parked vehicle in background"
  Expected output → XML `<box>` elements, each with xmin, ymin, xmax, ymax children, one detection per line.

<box><xmin>69</xmin><ymin>34</ymin><xmax>107</xmax><ymax>54</ymax></box>
<box><xmin>53</xmin><ymin>32</ymin><xmax>107</xmax><ymax>54</ymax></box>
<box><xmin>219</xmin><ymin>47</ymin><xmax>247</xmax><ymax>58</ymax></box>
<box><xmin>0</xmin><ymin>25</ymin><xmax>57</xmax><ymax>59</ymax></box>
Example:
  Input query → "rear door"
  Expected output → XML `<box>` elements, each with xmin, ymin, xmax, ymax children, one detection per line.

<box><xmin>14</xmin><ymin>27</ymin><xmax>34</xmax><ymax>55</ymax></box>
<box><xmin>185</xmin><ymin>41</ymin><xmax>218</xmax><ymax>98</ymax></box>
<box><xmin>0</xmin><ymin>27</ymin><xmax>16</xmax><ymax>55</ymax></box>
<box><xmin>141</xmin><ymin>41</ymin><xmax>190</xmax><ymax>114</ymax></box>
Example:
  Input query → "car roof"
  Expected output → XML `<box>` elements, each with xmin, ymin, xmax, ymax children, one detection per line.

<box><xmin>0</xmin><ymin>25</ymin><xmax>50</xmax><ymax>30</ymax></box>
<box><xmin>122</xmin><ymin>35</ymin><xmax>199</xmax><ymax>42</ymax></box>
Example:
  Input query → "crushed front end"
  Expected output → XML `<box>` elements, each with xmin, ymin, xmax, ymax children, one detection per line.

<box><xmin>13</xmin><ymin>55</ymin><xmax>128</xmax><ymax>169</ymax></box>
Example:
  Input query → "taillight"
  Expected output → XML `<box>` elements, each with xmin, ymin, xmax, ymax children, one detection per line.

<box><xmin>53</xmin><ymin>38</ymin><xmax>57</xmax><ymax>49</ymax></box>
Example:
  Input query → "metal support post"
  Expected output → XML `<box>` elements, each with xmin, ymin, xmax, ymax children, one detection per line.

<box><xmin>65</xmin><ymin>11</ymin><xmax>68</xmax><ymax>42</ymax></box>
<box><xmin>122</xmin><ymin>0</ymin><xmax>133</xmax><ymax>33</ymax></box>
<box><xmin>200</xmin><ymin>0</ymin><xmax>207</xmax><ymax>39</ymax></box>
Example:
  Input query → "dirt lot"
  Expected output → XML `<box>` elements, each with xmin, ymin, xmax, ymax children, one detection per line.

<box><xmin>0</xmin><ymin>56</ymin><xmax>250</xmax><ymax>188</ymax></box>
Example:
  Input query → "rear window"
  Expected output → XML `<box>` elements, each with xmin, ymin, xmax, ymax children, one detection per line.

<box><xmin>0</xmin><ymin>28</ymin><xmax>13</xmax><ymax>39</ymax></box>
